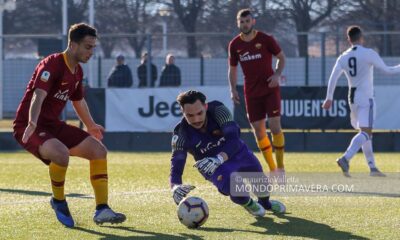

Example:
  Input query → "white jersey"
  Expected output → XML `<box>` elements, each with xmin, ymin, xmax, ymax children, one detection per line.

<box><xmin>326</xmin><ymin>44</ymin><xmax>400</xmax><ymax>100</ymax></box>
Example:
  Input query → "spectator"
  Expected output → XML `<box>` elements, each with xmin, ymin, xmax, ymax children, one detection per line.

<box><xmin>137</xmin><ymin>52</ymin><xmax>157</xmax><ymax>87</ymax></box>
<box><xmin>159</xmin><ymin>53</ymin><xmax>181</xmax><ymax>87</ymax></box>
<box><xmin>107</xmin><ymin>55</ymin><xmax>133</xmax><ymax>88</ymax></box>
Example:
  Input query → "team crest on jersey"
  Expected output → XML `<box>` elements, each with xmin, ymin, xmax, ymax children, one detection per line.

<box><xmin>212</xmin><ymin>130</ymin><xmax>222</xmax><ymax>136</ymax></box>
<box><xmin>39</xmin><ymin>132</ymin><xmax>46</xmax><ymax>137</ymax></box>
<box><xmin>40</xmin><ymin>71</ymin><xmax>50</xmax><ymax>82</ymax></box>
<box><xmin>255</xmin><ymin>43</ymin><xmax>262</xmax><ymax>49</ymax></box>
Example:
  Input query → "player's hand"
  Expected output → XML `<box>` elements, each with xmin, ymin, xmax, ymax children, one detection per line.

<box><xmin>87</xmin><ymin>124</ymin><xmax>105</xmax><ymax>140</ymax></box>
<box><xmin>230</xmin><ymin>89</ymin><xmax>240</xmax><ymax>105</ymax></box>
<box><xmin>172</xmin><ymin>184</ymin><xmax>195</xmax><ymax>205</ymax></box>
<box><xmin>194</xmin><ymin>155</ymin><xmax>224</xmax><ymax>176</ymax></box>
<box><xmin>267</xmin><ymin>73</ymin><xmax>280</xmax><ymax>88</ymax></box>
<box><xmin>322</xmin><ymin>99</ymin><xmax>332</xmax><ymax>110</ymax></box>
<box><xmin>22</xmin><ymin>122</ymin><xmax>36</xmax><ymax>144</ymax></box>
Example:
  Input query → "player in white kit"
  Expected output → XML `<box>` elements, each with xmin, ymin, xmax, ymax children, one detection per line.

<box><xmin>322</xmin><ymin>25</ymin><xmax>400</xmax><ymax>177</ymax></box>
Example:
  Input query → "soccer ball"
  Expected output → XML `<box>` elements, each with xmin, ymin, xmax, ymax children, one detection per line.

<box><xmin>177</xmin><ymin>196</ymin><xmax>209</xmax><ymax>228</ymax></box>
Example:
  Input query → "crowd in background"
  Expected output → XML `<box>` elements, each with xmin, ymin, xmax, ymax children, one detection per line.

<box><xmin>107</xmin><ymin>52</ymin><xmax>181</xmax><ymax>88</ymax></box>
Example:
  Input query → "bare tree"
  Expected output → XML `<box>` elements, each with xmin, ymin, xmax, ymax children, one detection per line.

<box><xmin>169</xmin><ymin>0</ymin><xmax>205</xmax><ymax>57</ymax></box>
<box><xmin>120</xmin><ymin>0</ymin><xmax>153</xmax><ymax>58</ymax></box>
<box><xmin>336</xmin><ymin>0</ymin><xmax>400</xmax><ymax>56</ymax></box>
<box><xmin>269</xmin><ymin>0</ymin><xmax>338</xmax><ymax>57</ymax></box>
<box><xmin>4</xmin><ymin>0</ymin><xmax>87</xmax><ymax>34</ymax></box>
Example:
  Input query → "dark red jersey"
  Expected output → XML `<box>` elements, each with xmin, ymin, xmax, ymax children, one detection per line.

<box><xmin>14</xmin><ymin>53</ymin><xmax>84</xmax><ymax>127</ymax></box>
<box><xmin>229</xmin><ymin>31</ymin><xmax>281</xmax><ymax>98</ymax></box>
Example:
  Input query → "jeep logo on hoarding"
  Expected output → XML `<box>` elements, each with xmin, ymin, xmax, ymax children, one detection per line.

<box><xmin>138</xmin><ymin>96</ymin><xmax>182</xmax><ymax>118</ymax></box>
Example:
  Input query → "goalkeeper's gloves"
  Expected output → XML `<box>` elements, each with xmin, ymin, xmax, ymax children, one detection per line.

<box><xmin>172</xmin><ymin>184</ymin><xmax>196</xmax><ymax>205</ymax></box>
<box><xmin>194</xmin><ymin>154</ymin><xmax>224</xmax><ymax>176</ymax></box>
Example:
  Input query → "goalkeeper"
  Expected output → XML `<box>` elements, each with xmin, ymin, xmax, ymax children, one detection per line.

<box><xmin>169</xmin><ymin>90</ymin><xmax>285</xmax><ymax>217</ymax></box>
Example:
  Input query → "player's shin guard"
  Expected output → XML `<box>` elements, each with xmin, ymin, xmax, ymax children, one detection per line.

<box><xmin>257</xmin><ymin>136</ymin><xmax>276</xmax><ymax>171</ymax></box>
<box><xmin>343</xmin><ymin>131</ymin><xmax>369</xmax><ymax>162</ymax></box>
<box><xmin>362</xmin><ymin>139</ymin><xmax>377</xmax><ymax>169</ymax></box>
<box><xmin>272</xmin><ymin>132</ymin><xmax>285</xmax><ymax>169</ymax></box>
<box><xmin>90</xmin><ymin>159</ymin><xmax>108</xmax><ymax>206</ymax></box>
<box><xmin>49</xmin><ymin>162</ymin><xmax>67</xmax><ymax>201</ymax></box>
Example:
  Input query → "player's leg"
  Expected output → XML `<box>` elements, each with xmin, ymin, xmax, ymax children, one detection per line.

<box><xmin>13</xmin><ymin>125</ymin><xmax>74</xmax><ymax>227</ymax></box>
<box><xmin>39</xmin><ymin>138</ymin><xmax>70</xmax><ymax>201</ymax></box>
<box><xmin>337</xmin><ymin>103</ymin><xmax>370</xmax><ymax>176</ymax></box>
<box><xmin>39</xmin><ymin>139</ymin><xmax>75</xmax><ymax>227</ymax></box>
<box><xmin>211</xmin><ymin>163</ymin><xmax>265</xmax><ymax>217</ymax></box>
<box><xmin>358</xmin><ymin>100</ymin><xmax>385</xmax><ymax>176</ymax></box>
<box><xmin>269</xmin><ymin>117</ymin><xmax>285</xmax><ymax>170</ymax></box>
<box><xmin>265</xmin><ymin>89</ymin><xmax>285</xmax><ymax>171</ymax></box>
<box><xmin>250</xmin><ymin>119</ymin><xmax>276</xmax><ymax>171</ymax></box>
<box><xmin>238</xmin><ymin>153</ymin><xmax>286</xmax><ymax>214</ymax></box>
<box><xmin>67</xmin><ymin>129</ymin><xmax>126</xmax><ymax>224</ymax></box>
<box><xmin>245</xmin><ymin>96</ymin><xmax>276</xmax><ymax>171</ymax></box>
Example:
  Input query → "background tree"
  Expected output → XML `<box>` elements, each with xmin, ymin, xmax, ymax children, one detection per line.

<box><xmin>268</xmin><ymin>0</ymin><xmax>339</xmax><ymax>57</ymax></box>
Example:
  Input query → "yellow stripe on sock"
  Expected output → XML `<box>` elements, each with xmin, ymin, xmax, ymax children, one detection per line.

<box><xmin>272</xmin><ymin>132</ymin><xmax>285</xmax><ymax>169</ymax></box>
<box><xmin>257</xmin><ymin>136</ymin><xmax>276</xmax><ymax>171</ymax></box>
<box><xmin>49</xmin><ymin>162</ymin><xmax>67</xmax><ymax>201</ymax></box>
<box><xmin>90</xmin><ymin>159</ymin><xmax>108</xmax><ymax>206</ymax></box>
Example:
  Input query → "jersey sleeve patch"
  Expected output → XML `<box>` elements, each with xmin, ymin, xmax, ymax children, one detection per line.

<box><xmin>40</xmin><ymin>71</ymin><xmax>50</xmax><ymax>82</ymax></box>
<box><xmin>172</xmin><ymin>133</ymin><xmax>186</xmax><ymax>151</ymax></box>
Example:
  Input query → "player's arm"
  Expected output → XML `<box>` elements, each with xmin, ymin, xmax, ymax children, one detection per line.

<box><xmin>216</xmin><ymin>104</ymin><xmax>242</xmax><ymax>160</ymax></box>
<box><xmin>22</xmin><ymin>60</ymin><xmax>57</xmax><ymax>144</ymax></box>
<box><xmin>228</xmin><ymin>65</ymin><xmax>240</xmax><ymax>104</ymax></box>
<box><xmin>267</xmin><ymin>51</ymin><xmax>286</xmax><ymax>88</ymax></box>
<box><xmin>322</xmin><ymin>58</ymin><xmax>344</xmax><ymax>110</ymax></box>
<box><xmin>194</xmin><ymin>103</ymin><xmax>241</xmax><ymax>176</ymax></box>
<box><xmin>72</xmin><ymin>99</ymin><xmax>104</xmax><ymax>140</ymax></box>
<box><xmin>228</xmin><ymin>41</ymin><xmax>240</xmax><ymax>104</ymax></box>
<box><xmin>369</xmin><ymin>50</ymin><xmax>400</xmax><ymax>74</ymax></box>
<box><xmin>170</xmin><ymin>132</ymin><xmax>195</xmax><ymax>205</ymax></box>
<box><xmin>21</xmin><ymin>88</ymin><xmax>47</xmax><ymax>143</ymax></box>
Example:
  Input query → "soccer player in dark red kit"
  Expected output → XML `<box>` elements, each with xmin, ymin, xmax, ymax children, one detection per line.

<box><xmin>13</xmin><ymin>23</ymin><xmax>125</xmax><ymax>228</ymax></box>
<box><xmin>228</xmin><ymin>9</ymin><xmax>286</xmax><ymax>173</ymax></box>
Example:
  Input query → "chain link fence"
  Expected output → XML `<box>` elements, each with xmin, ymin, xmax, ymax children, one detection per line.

<box><xmin>1</xmin><ymin>31</ymin><xmax>400</xmax><ymax>119</ymax></box>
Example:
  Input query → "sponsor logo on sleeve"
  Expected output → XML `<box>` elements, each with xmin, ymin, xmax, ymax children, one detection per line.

<box><xmin>172</xmin><ymin>135</ymin><xmax>179</xmax><ymax>148</ymax></box>
<box><xmin>40</xmin><ymin>71</ymin><xmax>50</xmax><ymax>82</ymax></box>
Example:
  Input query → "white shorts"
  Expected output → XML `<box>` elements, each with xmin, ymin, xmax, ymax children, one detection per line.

<box><xmin>349</xmin><ymin>98</ymin><xmax>375</xmax><ymax>129</ymax></box>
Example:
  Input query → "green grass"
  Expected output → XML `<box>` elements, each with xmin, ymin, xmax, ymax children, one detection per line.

<box><xmin>0</xmin><ymin>152</ymin><xmax>399</xmax><ymax>239</ymax></box>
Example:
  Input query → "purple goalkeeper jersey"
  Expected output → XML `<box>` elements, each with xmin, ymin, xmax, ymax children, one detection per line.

<box><xmin>169</xmin><ymin>101</ymin><xmax>250</xmax><ymax>185</ymax></box>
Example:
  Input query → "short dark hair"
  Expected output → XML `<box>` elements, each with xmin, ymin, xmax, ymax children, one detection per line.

<box><xmin>237</xmin><ymin>8</ymin><xmax>253</xmax><ymax>20</ymax></box>
<box><xmin>68</xmin><ymin>23</ymin><xmax>97</xmax><ymax>44</ymax></box>
<box><xmin>347</xmin><ymin>25</ymin><xmax>362</xmax><ymax>43</ymax></box>
<box><xmin>176</xmin><ymin>90</ymin><xmax>206</xmax><ymax>107</ymax></box>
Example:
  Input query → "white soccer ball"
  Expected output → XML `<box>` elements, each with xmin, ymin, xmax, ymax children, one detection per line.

<box><xmin>177</xmin><ymin>196</ymin><xmax>209</xmax><ymax>228</ymax></box>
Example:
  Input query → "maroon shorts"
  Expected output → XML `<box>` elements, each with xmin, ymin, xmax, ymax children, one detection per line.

<box><xmin>13</xmin><ymin>122</ymin><xmax>90</xmax><ymax>165</ymax></box>
<box><xmin>245</xmin><ymin>89</ymin><xmax>281</xmax><ymax>123</ymax></box>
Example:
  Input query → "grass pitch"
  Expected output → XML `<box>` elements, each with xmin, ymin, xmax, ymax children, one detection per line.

<box><xmin>0</xmin><ymin>152</ymin><xmax>399</xmax><ymax>239</ymax></box>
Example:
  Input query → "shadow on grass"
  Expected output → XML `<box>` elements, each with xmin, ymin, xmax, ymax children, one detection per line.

<box><xmin>251</xmin><ymin>213</ymin><xmax>370</xmax><ymax>240</ymax></box>
<box><xmin>338</xmin><ymin>191</ymin><xmax>400</xmax><ymax>198</ymax></box>
<box><xmin>74</xmin><ymin>226</ymin><xmax>204</xmax><ymax>240</ymax></box>
<box><xmin>0</xmin><ymin>188</ymin><xmax>92</xmax><ymax>199</ymax></box>
<box><xmin>198</xmin><ymin>213</ymin><xmax>369</xmax><ymax>240</ymax></box>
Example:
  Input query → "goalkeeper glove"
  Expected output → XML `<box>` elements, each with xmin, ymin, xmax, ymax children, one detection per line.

<box><xmin>172</xmin><ymin>184</ymin><xmax>195</xmax><ymax>205</ymax></box>
<box><xmin>194</xmin><ymin>154</ymin><xmax>224</xmax><ymax>176</ymax></box>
